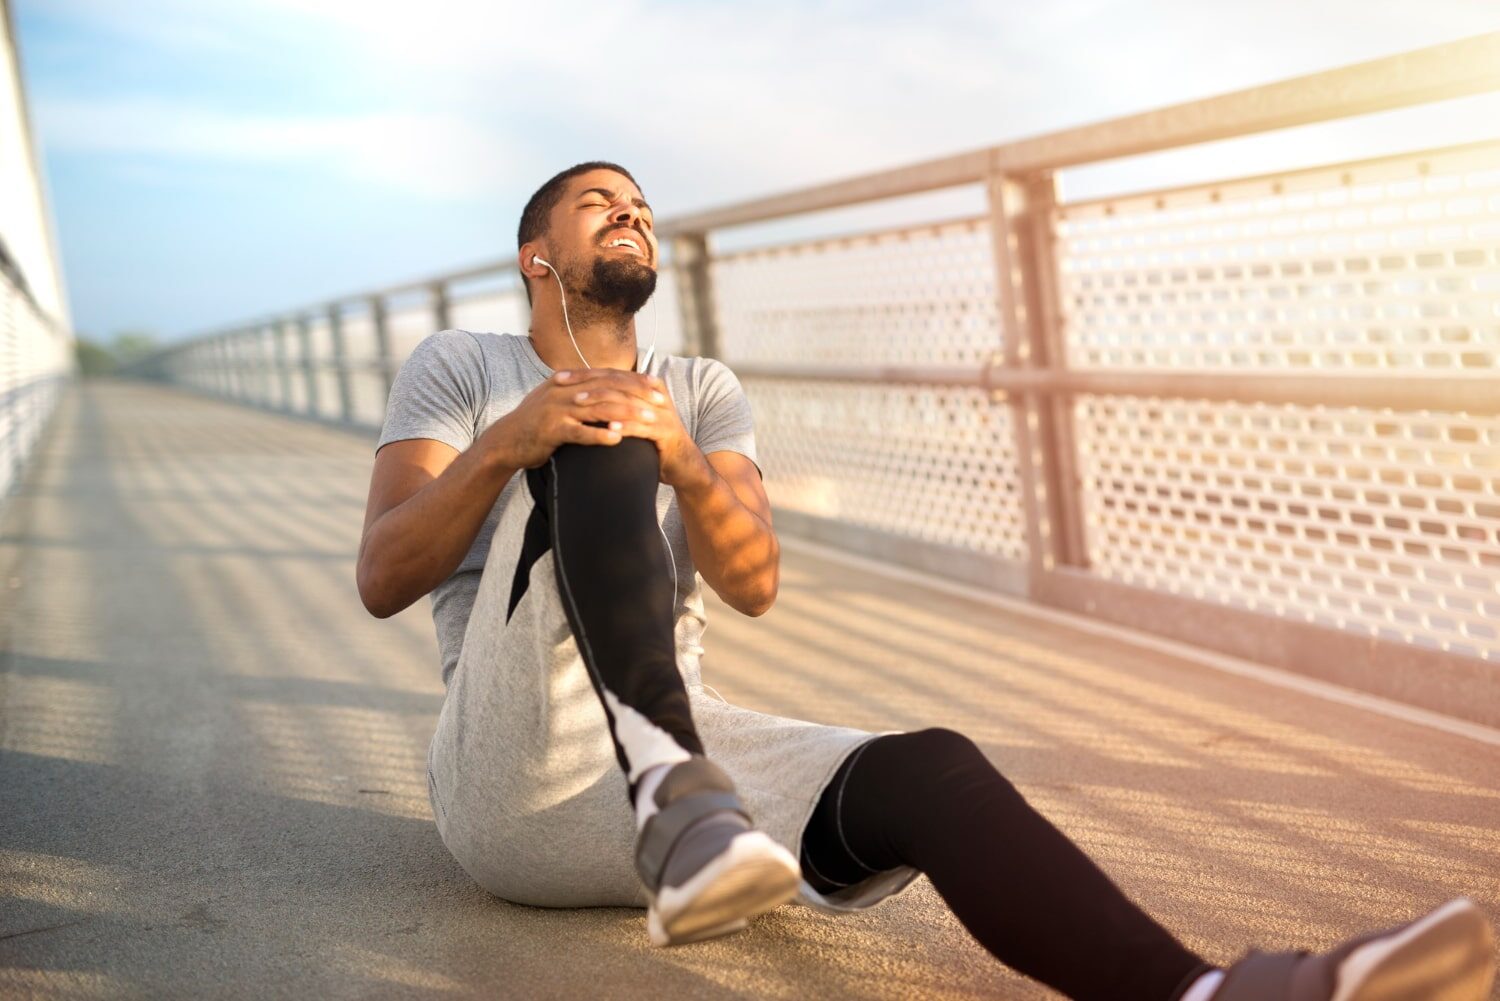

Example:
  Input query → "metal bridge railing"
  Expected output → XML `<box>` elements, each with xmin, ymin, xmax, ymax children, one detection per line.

<box><xmin>0</xmin><ymin>264</ymin><xmax>71</xmax><ymax>501</ymax></box>
<box><xmin>130</xmin><ymin>32</ymin><xmax>1500</xmax><ymax>726</ymax></box>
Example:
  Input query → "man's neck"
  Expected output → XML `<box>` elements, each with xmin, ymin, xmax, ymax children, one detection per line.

<box><xmin>528</xmin><ymin>310</ymin><xmax>638</xmax><ymax>373</ymax></box>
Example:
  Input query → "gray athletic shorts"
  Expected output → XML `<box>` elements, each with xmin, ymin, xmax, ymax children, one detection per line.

<box><xmin>424</xmin><ymin>464</ymin><xmax>921</xmax><ymax>913</ymax></box>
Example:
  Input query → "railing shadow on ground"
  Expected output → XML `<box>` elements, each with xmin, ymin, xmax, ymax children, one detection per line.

<box><xmin>3</xmin><ymin>380</ymin><xmax>1496</xmax><ymax>999</ymax></box>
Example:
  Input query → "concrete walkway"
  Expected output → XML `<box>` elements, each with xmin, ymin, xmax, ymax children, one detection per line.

<box><xmin>2</xmin><ymin>380</ymin><xmax>1497</xmax><ymax>1000</ymax></box>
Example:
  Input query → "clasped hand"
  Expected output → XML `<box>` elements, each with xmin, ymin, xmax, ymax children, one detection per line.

<box><xmin>498</xmin><ymin>366</ymin><xmax>705</xmax><ymax>488</ymax></box>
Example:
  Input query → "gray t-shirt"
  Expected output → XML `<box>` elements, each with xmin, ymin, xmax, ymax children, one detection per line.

<box><xmin>375</xmin><ymin>329</ymin><xmax>760</xmax><ymax>685</ymax></box>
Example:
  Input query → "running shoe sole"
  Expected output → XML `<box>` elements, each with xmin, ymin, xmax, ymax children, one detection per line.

<box><xmin>646</xmin><ymin>830</ymin><xmax>801</xmax><ymax>947</ymax></box>
<box><xmin>1331</xmin><ymin>898</ymin><xmax>1495</xmax><ymax>1001</ymax></box>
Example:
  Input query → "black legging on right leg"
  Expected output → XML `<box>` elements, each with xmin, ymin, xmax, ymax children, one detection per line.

<box><xmin>517</xmin><ymin>433</ymin><xmax>704</xmax><ymax>807</ymax></box>
<box><xmin>799</xmin><ymin>728</ymin><xmax>1213</xmax><ymax>1001</ymax></box>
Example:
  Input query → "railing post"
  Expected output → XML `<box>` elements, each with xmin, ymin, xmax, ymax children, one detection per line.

<box><xmin>369</xmin><ymin>295</ymin><xmax>393</xmax><ymax>409</ymax></box>
<box><xmin>253</xmin><ymin>326</ymin><xmax>271</xmax><ymax>406</ymax></box>
<box><xmin>224</xmin><ymin>332</ymin><xmax>243</xmax><ymax>401</ymax></box>
<box><xmin>297</xmin><ymin>313</ymin><xmax>318</xmax><ymax>418</ymax></box>
<box><xmin>273</xmin><ymin>318</ymin><xmax>293</xmax><ymax>412</ymax></box>
<box><xmin>226</xmin><ymin>333</ymin><xmax>241</xmax><ymax>401</ymax></box>
<box><xmin>1015</xmin><ymin>172</ymin><xmax>1087</xmax><ymax>571</ymax></box>
<box><xmin>672</xmin><ymin>234</ymin><xmax>720</xmax><ymax>359</ymax></box>
<box><xmin>430</xmin><ymin>281</ymin><xmax>450</xmax><ymax>332</ymax></box>
<box><xmin>985</xmin><ymin>170</ymin><xmax>1089</xmax><ymax>596</ymax></box>
<box><xmin>328</xmin><ymin>305</ymin><xmax>354</xmax><ymax>424</ymax></box>
<box><xmin>216</xmin><ymin>339</ymin><xmax>227</xmax><ymax>397</ymax></box>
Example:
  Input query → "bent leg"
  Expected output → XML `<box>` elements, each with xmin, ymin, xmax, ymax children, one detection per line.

<box><xmin>525</xmin><ymin>435</ymin><xmax>702</xmax><ymax>802</ymax></box>
<box><xmin>800</xmin><ymin>728</ymin><xmax>1211</xmax><ymax>1001</ymax></box>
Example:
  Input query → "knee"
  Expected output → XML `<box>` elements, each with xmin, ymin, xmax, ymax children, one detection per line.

<box><xmin>842</xmin><ymin>728</ymin><xmax>1011</xmax><ymax>865</ymax></box>
<box><xmin>551</xmin><ymin>432</ymin><xmax>659</xmax><ymax>492</ymax></box>
<box><xmin>870</xmin><ymin>727</ymin><xmax>1010</xmax><ymax>805</ymax></box>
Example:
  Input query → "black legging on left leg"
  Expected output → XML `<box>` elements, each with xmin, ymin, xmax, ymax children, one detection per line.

<box><xmin>511</xmin><ymin>433</ymin><xmax>704</xmax><ymax>805</ymax></box>
<box><xmin>799</xmin><ymin>728</ymin><xmax>1213</xmax><ymax>1001</ymax></box>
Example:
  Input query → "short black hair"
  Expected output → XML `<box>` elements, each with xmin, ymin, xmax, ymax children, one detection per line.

<box><xmin>517</xmin><ymin>161</ymin><xmax>640</xmax><ymax>305</ymax></box>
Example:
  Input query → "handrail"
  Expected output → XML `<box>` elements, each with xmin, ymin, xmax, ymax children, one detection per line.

<box><xmin>660</xmin><ymin>32</ymin><xmax>1500</xmax><ymax>235</ymax></box>
<box><xmin>129</xmin><ymin>31</ymin><xmax>1500</xmax><ymax>724</ymax></box>
<box><xmin>137</xmin><ymin>31</ymin><xmax>1500</xmax><ymax>348</ymax></box>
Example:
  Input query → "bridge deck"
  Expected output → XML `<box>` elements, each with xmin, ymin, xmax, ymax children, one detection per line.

<box><xmin>2</xmin><ymin>381</ymin><xmax>1497</xmax><ymax>999</ymax></box>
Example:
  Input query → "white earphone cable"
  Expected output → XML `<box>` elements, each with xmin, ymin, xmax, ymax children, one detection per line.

<box><xmin>534</xmin><ymin>253</ymin><xmax>676</xmax><ymax>600</ymax></box>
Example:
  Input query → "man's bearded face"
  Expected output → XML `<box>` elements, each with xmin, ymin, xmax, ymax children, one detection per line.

<box><xmin>581</xmin><ymin>237</ymin><xmax>657</xmax><ymax>315</ymax></box>
<box><xmin>546</xmin><ymin>169</ymin><xmax>660</xmax><ymax>317</ymax></box>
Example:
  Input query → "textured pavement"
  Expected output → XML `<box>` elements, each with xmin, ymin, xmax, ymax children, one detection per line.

<box><xmin>2</xmin><ymin>380</ymin><xmax>1497</xmax><ymax>1000</ymax></box>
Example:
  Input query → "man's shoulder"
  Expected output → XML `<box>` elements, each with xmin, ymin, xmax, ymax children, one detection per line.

<box><xmin>418</xmin><ymin>328</ymin><xmax>508</xmax><ymax>354</ymax></box>
<box><xmin>663</xmin><ymin>352</ymin><xmax>734</xmax><ymax>380</ymax></box>
<box><xmin>405</xmin><ymin>329</ymin><xmax>523</xmax><ymax>375</ymax></box>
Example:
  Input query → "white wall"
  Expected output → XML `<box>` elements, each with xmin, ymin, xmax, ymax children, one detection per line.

<box><xmin>0</xmin><ymin>0</ymin><xmax>67</xmax><ymax>326</ymax></box>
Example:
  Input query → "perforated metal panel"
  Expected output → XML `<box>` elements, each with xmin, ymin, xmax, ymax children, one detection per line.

<box><xmin>709</xmin><ymin>219</ymin><xmax>1025</xmax><ymax>568</ymax></box>
<box><xmin>1075</xmin><ymin>396</ymin><xmax>1500</xmax><ymax>659</ymax></box>
<box><xmin>0</xmin><ymin>276</ymin><xmax>69</xmax><ymax>497</ymax></box>
<box><xmin>1056</xmin><ymin>142</ymin><xmax>1500</xmax><ymax>372</ymax></box>
<box><xmin>712</xmin><ymin>218</ymin><xmax>1001</xmax><ymax>364</ymax></box>
<box><xmin>747</xmin><ymin>378</ymin><xmax>1027</xmax><ymax>562</ymax></box>
<box><xmin>641</xmin><ymin>267</ymin><xmax>687</xmax><ymax>358</ymax></box>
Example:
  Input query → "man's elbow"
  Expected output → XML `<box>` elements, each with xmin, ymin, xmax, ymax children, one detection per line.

<box><xmin>356</xmin><ymin>558</ymin><xmax>401</xmax><ymax>619</ymax></box>
<box><xmin>738</xmin><ymin>576</ymin><xmax>778</xmax><ymax>617</ymax></box>
<box><xmin>743</xmin><ymin>595</ymin><xmax>775</xmax><ymax>617</ymax></box>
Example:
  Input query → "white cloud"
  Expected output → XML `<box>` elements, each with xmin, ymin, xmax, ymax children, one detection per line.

<box><xmin>24</xmin><ymin>0</ymin><xmax>1500</xmax><ymax>338</ymax></box>
<box><xmin>37</xmin><ymin>0</ymin><xmax>1499</xmax><ymax>214</ymax></box>
<box><xmin>35</xmin><ymin>97</ymin><xmax>528</xmax><ymax>199</ymax></box>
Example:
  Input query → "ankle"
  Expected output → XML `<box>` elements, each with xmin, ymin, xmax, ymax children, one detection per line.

<box><xmin>634</xmin><ymin>763</ymin><xmax>673</xmax><ymax>829</ymax></box>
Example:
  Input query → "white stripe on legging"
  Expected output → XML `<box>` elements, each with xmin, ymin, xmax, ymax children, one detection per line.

<box><xmin>549</xmin><ymin>454</ymin><xmax>694</xmax><ymax>784</ymax></box>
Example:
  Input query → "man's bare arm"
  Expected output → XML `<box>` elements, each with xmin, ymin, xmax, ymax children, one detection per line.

<box><xmin>357</xmin><ymin>427</ymin><xmax>519</xmax><ymax>618</ymax></box>
<box><xmin>357</xmin><ymin>369</ymin><xmax>650</xmax><ymax>619</ymax></box>
<box><xmin>674</xmin><ymin>450</ymin><xmax>779</xmax><ymax>617</ymax></box>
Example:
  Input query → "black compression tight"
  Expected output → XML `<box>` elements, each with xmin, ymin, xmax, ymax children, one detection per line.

<box><xmin>799</xmin><ymin>729</ymin><xmax>1213</xmax><ymax>1001</ymax></box>
<box><xmin>516</xmin><ymin>434</ymin><xmax>704</xmax><ymax>806</ymax></box>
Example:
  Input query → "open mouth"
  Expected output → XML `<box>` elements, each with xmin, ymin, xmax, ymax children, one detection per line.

<box><xmin>602</xmin><ymin>231</ymin><xmax>647</xmax><ymax>258</ymax></box>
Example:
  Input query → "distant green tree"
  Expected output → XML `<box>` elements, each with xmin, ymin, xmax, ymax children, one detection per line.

<box><xmin>110</xmin><ymin>331</ymin><xmax>159</xmax><ymax>366</ymax></box>
<box><xmin>74</xmin><ymin>336</ymin><xmax>118</xmax><ymax>376</ymax></box>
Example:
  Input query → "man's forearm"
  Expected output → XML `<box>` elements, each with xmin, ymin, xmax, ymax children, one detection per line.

<box><xmin>674</xmin><ymin>453</ymin><xmax>779</xmax><ymax>616</ymax></box>
<box><xmin>358</xmin><ymin>423</ymin><xmax>520</xmax><ymax>617</ymax></box>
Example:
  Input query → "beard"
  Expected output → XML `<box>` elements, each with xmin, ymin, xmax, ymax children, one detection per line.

<box><xmin>579</xmin><ymin>254</ymin><xmax>657</xmax><ymax>316</ymax></box>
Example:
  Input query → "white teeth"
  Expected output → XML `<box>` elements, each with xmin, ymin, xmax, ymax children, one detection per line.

<box><xmin>609</xmin><ymin>238</ymin><xmax>640</xmax><ymax>251</ymax></box>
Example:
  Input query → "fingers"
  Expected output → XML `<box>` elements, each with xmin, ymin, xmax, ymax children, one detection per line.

<box><xmin>566</xmin><ymin>419</ymin><xmax>623</xmax><ymax>446</ymax></box>
<box><xmin>569</xmin><ymin>393</ymin><xmax>662</xmax><ymax>425</ymax></box>
<box><xmin>546</xmin><ymin>370</ymin><xmax>671</xmax><ymax>450</ymax></box>
<box><xmin>565</xmin><ymin>414</ymin><xmax>661</xmax><ymax>446</ymax></box>
<box><xmin>553</xmin><ymin>368</ymin><xmax>668</xmax><ymax>406</ymax></box>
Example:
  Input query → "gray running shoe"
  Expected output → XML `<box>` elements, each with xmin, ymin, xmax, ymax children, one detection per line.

<box><xmin>1211</xmin><ymin>897</ymin><xmax>1495</xmax><ymax>1001</ymax></box>
<box><xmin>634</xmin><ymin>755</ymin><xmax>801</xmax><ymax>947</ymax></box>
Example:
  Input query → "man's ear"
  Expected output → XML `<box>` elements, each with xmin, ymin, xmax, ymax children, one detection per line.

<box><xmin>518</xmin><ymin>243</ymin><xmax>550</xmax><ymax>279</ymax></box>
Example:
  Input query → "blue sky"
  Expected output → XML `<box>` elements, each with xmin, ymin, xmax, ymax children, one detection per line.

<box><xmin>13</xmin><ymin>0</ymin><xmax>1500</xmax><ymax>342</ymax></box>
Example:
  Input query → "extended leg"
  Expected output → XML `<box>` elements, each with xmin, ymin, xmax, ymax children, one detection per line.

<box><xmin>800</xmin><ymin>729</ymin><xmax>1497</xmax><ymax>1001</ymax></box>
<box><xmin>799</xmin><ymin>728</ymin><xmax>1209</xmax><ymax>1001</ymax></box>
